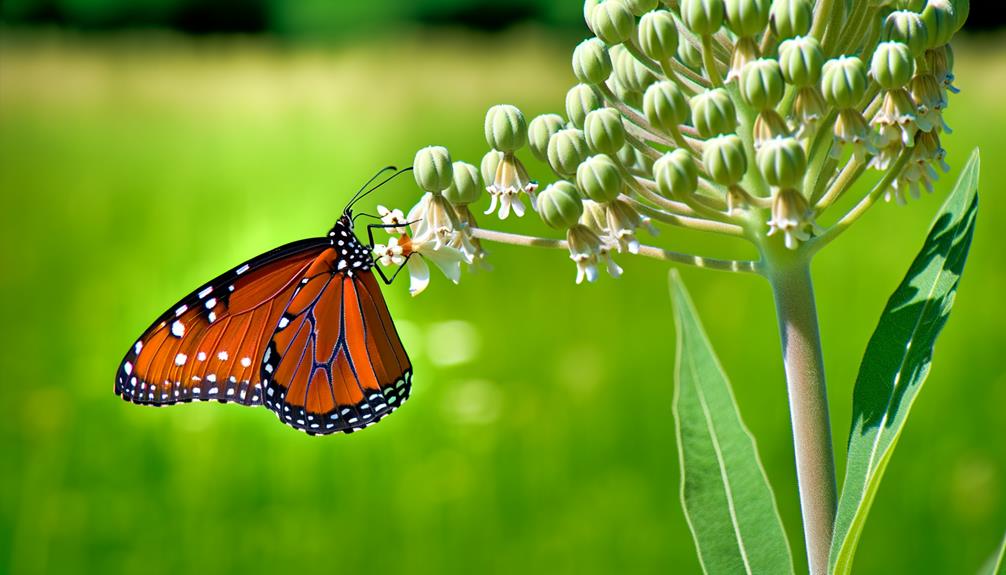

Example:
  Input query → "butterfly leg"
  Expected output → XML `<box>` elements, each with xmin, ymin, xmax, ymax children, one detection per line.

<box><xmin>366</xmin><ymin>221</ymin><xmax>420</xmax><ymax>286</ymax></box>
<box><xmin>371</xmin><ymin>253</ymin><xmax>415</xmax><ymax>285</ymax></box>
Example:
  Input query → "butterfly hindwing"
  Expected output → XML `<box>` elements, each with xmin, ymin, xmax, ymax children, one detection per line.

<box><xmin>261</xmin><ymin>238</ymin><xmax>412</xmax><ymax>435</ymax></box>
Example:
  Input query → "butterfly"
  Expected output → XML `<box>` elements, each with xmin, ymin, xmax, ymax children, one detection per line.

<box><xmin>114</xmin><ymin>168</ymin><xmax>413</xmax><ymax>435</ymax></box>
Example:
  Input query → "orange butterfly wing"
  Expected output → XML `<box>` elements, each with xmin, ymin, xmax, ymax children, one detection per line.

<box><xmin>115</xmin><ymin>239</ymin><xmax>329</xmax><ymax>406</ymax></box>
<box><xmin>262</xmin><ymin>250</ymin><xmax>412</xmax><ymax>435</ymax></box>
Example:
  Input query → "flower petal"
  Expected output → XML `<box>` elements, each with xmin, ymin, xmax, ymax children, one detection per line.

<box><xmin>407</xmin><ymin>257</ymin><xmax>431</xmax><ymax>296</ymax></box>
<box><xmin>422</xmin><ymin>245</ymin><xmax>464</xmax><ymax>284</ymax></box>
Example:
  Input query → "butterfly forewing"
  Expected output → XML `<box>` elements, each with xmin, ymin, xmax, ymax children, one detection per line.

<box><xmin>116</xmin><ymin>239</ymin><xmax>329</xmax><ymax>406</ymax></box>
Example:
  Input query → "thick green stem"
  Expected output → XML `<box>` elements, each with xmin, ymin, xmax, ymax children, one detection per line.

<box><xmin>765</xmin><ymin>256</ymin><xmax>837</xmax><ymax>575</ymax></box>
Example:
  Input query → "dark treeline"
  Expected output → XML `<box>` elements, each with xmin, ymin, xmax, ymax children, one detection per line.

<box><xmin>1</xmin><ymin>0</ymin><xmax>999</xmax><ymax>37</ymax></box>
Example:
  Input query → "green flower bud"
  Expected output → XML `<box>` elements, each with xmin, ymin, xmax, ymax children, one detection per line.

<box><xmin>612</xmin><ymin>43</ymin><xmax>657</xmax><ymax>92</ymax></box>
<box><xmin>584</xmin><ymin>108</ymin><xmax>627</xmax><ymax>156</ymax></box>
<box><xmin>725</xmin><ymin>0</ymin><xmax>771</xmax><ymax>38</ymax></box>
<box><xmin>702</xmin><ymin>134</ymin><xmax>747</xmax><ymax>186</ymax></box>
<box><xmin>638</xmin><ymin>10</ymin><xmax>679</xmax><ymax>61</ymax></box>
<box><xmin>681</xmin><ymin>0</ymin><xmax>725</xmax><ymax>36</ymax></box>
<box><xmin>528</xmin><ymin>114</ymin><xmax>566</xmax><ymax>163</ymax></box>
<box><xmin>485</xmin><ymin>104</ymin><xmax>527</xmax><ymax>152</ymax></box>
<box><xmin>900</xmin><ymin>0</ymin><xmax>926</xmax><ymax>11</ymax></box>
<box><xmin>547</xmin><ymin>128</ymin><xmax>590</xmax><ymax>177</ymax></box>
<box><xmin>584</xmin><ymin>0</ymin><xmax>601</xmax><ymax>33</ymax></box>
<box><xmin>739</xmin><ymin>58</ymin><xmax>784</xmax><ymax>110</ymax></box>
<box><xmin>690</xmin><ymin>88</ymin><xmax>737</xmax><ymax>138</ymax></box>
<box><xmin>576</xmin><ymin>154</ymin><xmax>624</xmax><ymax>203</ymax></box>
<box><xmin>624</xmin><ymin>0</ymin><xmax>659</xmax><ymax>16</ymax></box>
<box><xmin>653</xmin><ymin>149</ymin><xmax>699</xmax><ymax>198</ymax></box>
<box><xmin>677</xmin><ymin>35</ymin><xmax>703</xmax><ymax>69</ymax></box>
<box><xmin>443</xmin><ymin>161</ymin><xmax>482</xmax><ymax>206</ymax></box>
<box><xmin>566</xmin><ymin>83</ymin><xmax>602</xmax><ymax>129</ymax></box>
<box><xmin>573</xmin><ymin>38</ymin><xmax>613</xmax><ymax>85</ymax></box>
<box><xmin>612</xmin><ymin>76</ymin><xmax>644</xmax><ymax>108</ymax></box>
<box><xmin>413</xmin><ymin>146</ymin><xmax>453</xmax><ymax>193</ymax></box>
<box><xmin>769</xmin><ymin>0</ymin><xmax>812</xmax><ymax>40</ymax></box>
<box><xmin>480</xmin><ymin>150</ymin><xmax>503</xmax><ymax>187</ymax></box>
<box><xmin>821</xmin><ymin>56</ymin><xmax>867</xmax><ymax>109</ymax></box>
<box><xmin>538</xmin><ymin>180</ymin><xmax>585</xmax><ymax>229</ymax></box>
<box><xmin>952</xmin><ymin>0</ymin><xmax>969</xmax><ymax>33</ymax></box>
<box><xmin>591</xmin><ymin>0</ymin><xmax>636</xmax><ymax>45</ymax></box>
<box><xmin>778</xmin><ymin>35</ymin><xmax>824</xmax><ymax>86</ymax></box>
<box><xmin>618</xmin><ymin>143</ymin><xmax>654</xmax><ymax>174</ymax></box>
<box><xmin>643</xmin><ymin>80</ymin><xmax>691</xmax><ymax>132</ymax></box>
<box><xmin>871</xmin><ymin>41</ymin><xmax>915</xmax><ymax>90</ymax></box>
<box><xmin>756</xmin><ymin>137</ymin><xmax>806</xmax><ymax>188</ymax></box>
<box><xmin>921</xmin><ymin>0</ymin><xmax>958</xmax><ymax>48</ymax></box>
<box><xmin>884</xmin><ymin>10</ymin><xmax>929</xmax><ymax>56</ymax></box>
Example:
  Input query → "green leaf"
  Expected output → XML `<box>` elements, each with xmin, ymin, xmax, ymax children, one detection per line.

<box><xmin>979</xmin><ymin>531</ymin><xmax>1006</xmax><ymax>575</ymax></box>
<box><xmin>670</xmin><ymin>271</ymin><xmax>795</xmax><ymax>575</ymax></box>
<box><xmin>829</xmin><ymin>149</ymin><xmax>981</xmax><ymax>574</ymax></box>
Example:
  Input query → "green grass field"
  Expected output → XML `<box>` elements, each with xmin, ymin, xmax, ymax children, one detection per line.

<box><xmin>1</xmin><ymin>29</ymin><xmax>1004</xmax><ymax>574</ymax></box>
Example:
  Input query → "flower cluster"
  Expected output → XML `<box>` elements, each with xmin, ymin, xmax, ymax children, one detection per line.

<box><xmin>380</xmin><ymin>0</ymin><xmax>967</xmax><ymax>292</ymax></box>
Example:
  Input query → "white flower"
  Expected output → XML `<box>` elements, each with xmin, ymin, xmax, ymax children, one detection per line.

<box><xmin>372</xmin><ymin>236</ymin><xmax>405</xmax><ymax>267</ymax></box>
<box><xmin>767</xmin><ymin>189</ymin><xmax>820</xmax><ymax>250</ymax></box>
<box><xmin>377</xmin><ymin>205</ymin><xmax>408</xmax><ymax>234</ymax></box>
<box><xmin>885</xmin><ymin>132</ymin><xmax>948</xmax><ymax>205</ymax></box>
<box><xmin>597</xmin><ymin>240</ymin><xmax>623</xmax><ymax>279</ymax></box>
<box><xmin>405</xmin><ymin>235</ymin><xmax>465</xmax><ymax>297</ymax></box>
<box><xmin>451</xmin><ymin>204</ymin><xmax>489</xmax><ymax>268</ymax></box>
<box><xmin>872</xmin><ymin>89</ymin><xmax>919</xmax><ymax>150</ymax></box>
<box><xmin>408</xmin><ymin>192</ymin><xmax>461</xmax><ymax>251</ymax></box>
<box><xmin>604</xmin><ymin>199</ymin><xmax>643</xmax><ymax>255</ymax></box>
<box><xmin>484</xmin><ymin>152</ymin><xmax>538</xmax><ymax>220</ymax></box>
<box><xmin>831</xmin><ymin>109</ymin><xmax>878</xmax><ymax>164</ymax></box>
<box><xmin>566</xmin><ymin>224</ymin><xmax>621</xmax><ymax>284</ymax></box>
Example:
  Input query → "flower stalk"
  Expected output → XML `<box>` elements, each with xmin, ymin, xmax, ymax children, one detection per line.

<box><xmin>764</xmin><ymin>249</ymin><xmax>837</xmax><ymax>575</ymax></box>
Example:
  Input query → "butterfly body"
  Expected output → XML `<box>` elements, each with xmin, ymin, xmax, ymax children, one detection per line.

<box><xmin>115</xmin><ymin>213</ymin><xmax>412</xmax><ymax>435</ymax></box>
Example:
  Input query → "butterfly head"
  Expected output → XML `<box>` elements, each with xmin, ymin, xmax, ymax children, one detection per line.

<box><xmin>329</xmin><ymin>212</ymin><xmax>355</xmax><ymax>238</ymax></box>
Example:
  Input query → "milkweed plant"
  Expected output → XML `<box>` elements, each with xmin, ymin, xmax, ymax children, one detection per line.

<box><xmin>373</xmin><ymin>0</ymin><xmax>994</xmax><ymax>573</ymax></box>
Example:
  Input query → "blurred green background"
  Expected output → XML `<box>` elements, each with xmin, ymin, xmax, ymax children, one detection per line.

<box><xmin>1</xmin><ymin>3</ymin><xmax>1004</xmax><ymax>574</ymax></box>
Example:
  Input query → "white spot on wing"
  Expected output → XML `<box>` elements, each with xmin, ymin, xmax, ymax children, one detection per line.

<box><xmin>236</xmin><ymin>264</ymin><xmax>250</xmax><ymax>275</ymax></box>
<box><xmin>198</xmin><ymin>286</ymin><xmax>214</xmax><ymax>299</ymax></box>
<box><xmin>197</xmin><ymin>352</ymin><xmax>206</xmax><ymax>361</ymax></box>
<box><xmin>175</xmin><ymin>305</ymin><xmax>188</xmax><ymax>316</ymax></box>
<box><xmin>218</xmin><ymin>351</ymin><xmax>228</xmax><ymax>361</ymax></box>
<box><xmin>134</xmin><ymin>341</ymin><xmax>143</xmax><ymax>355</ymax></box>
<box><xmin>174</xmin><ymin>353</ymin><xmax>187</xmax><ymax>366</ymax></box>
<box><xmin>171</xmin><ymin>320</ymin><xmax>185</xmax><ymax>337</ymax></box>
<box><xmin>208</xmin><ymin>312</ymin><xmax>217</xmax><ymax>323</ymax></box>
<box><xmin>240</xmin><ymin>357</ymin><xmax>251</xmax><ymax>368</ymax></box>
<box><xmin>206</xmin><ymin>374</ymin><xmax>217</xmax><ymax>383</ymax></box>
<box><xmin>205</xmin><ymin>298</ymin><xmax>217</xmax><ymax>309</ymax></box>
<box><xmin>124</xmin><ymin>362</ymin><xmax>133</xmax><ymax>376</ymax></box>
<box><xmin>278</xmin><ymin>317</ymin><xmax>290</xmax><ymax>329</ymax></box>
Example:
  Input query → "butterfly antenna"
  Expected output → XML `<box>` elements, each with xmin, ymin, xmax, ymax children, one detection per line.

<box><xmin>346</xmin><ymin>166</ymin><xmax>414</xmax><ymax>212</ymax></box>
<box><xmin>346</xmin><ymin>165</ymin><xmax>397</xmax><ymax>209</ymax></box>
